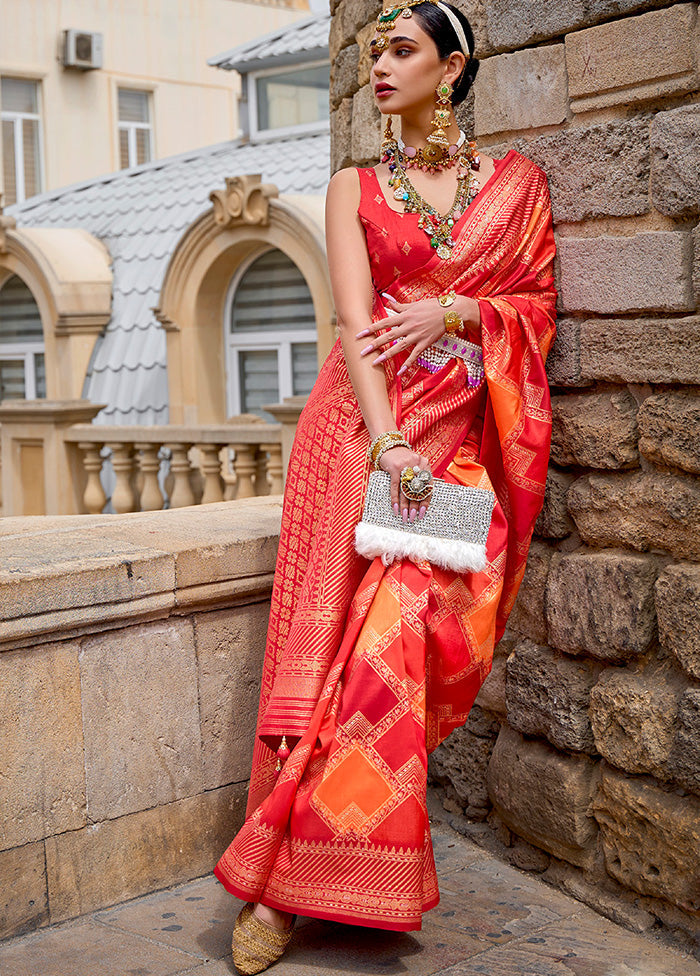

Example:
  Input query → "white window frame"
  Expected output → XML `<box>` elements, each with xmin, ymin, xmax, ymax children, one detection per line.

<box><xmin>0</xmin><ymin>344</ymin><xmax>43</xmax><ymax>398</ymax></box>
<box><xmin>1</xmin><ymin>77</ymin><xmax>44</xmax><ymax>204</ymax></box>
<box><xmin>116</xmin><ymin>86</ymin><xmax>154</xmax><ymax>169</ymax></box>
<box><xmin>248</xmin><ymin>60</ymin><xmax>329</xmax><ymax>142</ymax></box>
<box><xmin>223</xmin><ymin>248</ymin><xmax>318</xmax><ymax>417</ymax></box>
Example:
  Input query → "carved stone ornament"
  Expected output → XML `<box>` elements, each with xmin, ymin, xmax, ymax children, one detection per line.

<box><xmin>209</xmin><ymin>174</ymin><xmax>279</xmax><ymax>229</ymax></box>
<box><xmin>0</xmin><ymin>194</ymin><xmax>17</xmax><ymax>254</ymax></box>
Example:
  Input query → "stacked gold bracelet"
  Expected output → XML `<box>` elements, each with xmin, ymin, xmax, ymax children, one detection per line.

<box><xmin>368</xmin><ymin>430</ymin><xmax>412</xmax><ymax>469</ymax></box>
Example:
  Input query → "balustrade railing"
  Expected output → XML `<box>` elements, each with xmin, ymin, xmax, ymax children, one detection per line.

<box><xmin>63</xmin><ymin>420</ymin><xmax>283</xmax><ymax>514</ymax></box>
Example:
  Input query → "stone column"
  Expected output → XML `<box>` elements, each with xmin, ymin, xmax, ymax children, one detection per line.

<box><xmin>0</xmin><ymin>399</ymin><xmax>104</xmax><ymax>516</ymax></box>
<box><xmin>262</xmin><ymin>395</ymin><xmax>307</xmax><ymax>487</ymax></box>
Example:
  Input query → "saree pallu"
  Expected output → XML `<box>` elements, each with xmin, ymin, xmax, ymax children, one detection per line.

<box><xmin>215</xmin><ymin>151</ymin><xmax>557</xmax><ymax>930</ymax></box>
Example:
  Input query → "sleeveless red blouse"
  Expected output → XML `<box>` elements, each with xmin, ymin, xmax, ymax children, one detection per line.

<box><xmin>356</xmin><ymin>159</ymin><xmax>511</xmax><ymax>293</ymax></box>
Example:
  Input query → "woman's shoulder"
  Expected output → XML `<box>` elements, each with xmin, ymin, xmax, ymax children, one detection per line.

<box><xmin>502</xmin><ymin>149</ymin><xmax>550</xmax><ymax>187</ymax></box>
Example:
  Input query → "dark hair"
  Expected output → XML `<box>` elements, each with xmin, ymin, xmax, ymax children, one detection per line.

<box><xmin>412</xmin><ymin>1</ymin><xmax>479</xmax><ymax>105</ymax></box>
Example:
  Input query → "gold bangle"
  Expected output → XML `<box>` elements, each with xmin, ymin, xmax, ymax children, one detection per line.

<box><xmin>368</xmin><ymin>431</ymin><xmax>411</xmax><ymax>467</ymax></box>
<box><xmin>443</xmin><ymin>309</ymin><xmax>464</xmax><ymax>335</ymax></box>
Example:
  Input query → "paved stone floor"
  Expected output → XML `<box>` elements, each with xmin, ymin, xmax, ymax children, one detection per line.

<box><xmin>1</xmin><ymin>819</ymin><xmax>698</xmax><ymax>976</ymax></box>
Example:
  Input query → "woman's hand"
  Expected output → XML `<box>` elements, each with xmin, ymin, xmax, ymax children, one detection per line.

<box><xmin>378</xmin><ymin>444</ymin><xmax>432</xmax><ymax>522</ymax></box>
<box><xmin>358</xmin><ymin>295</ymin><xmax>445</xmax><ymax>376</ymax></box>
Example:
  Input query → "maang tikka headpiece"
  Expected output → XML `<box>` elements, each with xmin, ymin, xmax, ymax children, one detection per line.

<box><xmin>371</xmin><ymin>0</ymin><xmax>473</xmax><ymax>59</ymax></box>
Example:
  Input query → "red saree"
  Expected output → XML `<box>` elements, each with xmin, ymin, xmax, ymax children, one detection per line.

<box><xmin>215</xmin><ymin>150</ymin><xmax>557</xmax><ymax>930</ymax></box>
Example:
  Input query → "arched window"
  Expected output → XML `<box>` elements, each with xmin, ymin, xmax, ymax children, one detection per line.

<box><xmin>0</xmin><ymin>274</ymin><xmax>45</xmax><ymax>399</ymax></box>
<box><xmin>225</xmin><ymin>248</ymin><xmax>318</xmax><ymax>420</ymax></box>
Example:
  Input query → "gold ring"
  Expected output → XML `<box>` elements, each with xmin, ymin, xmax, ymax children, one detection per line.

<box><xmin>400</xmin><ymin>465</ymin><xmax>433</xmax><ymax>502</ymax></box>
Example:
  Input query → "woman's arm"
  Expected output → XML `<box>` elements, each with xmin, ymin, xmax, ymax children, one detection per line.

<box><xmin>325</xmin><ymin>168</ymin><xmax>431</xmax><ymax>520</ymax></box>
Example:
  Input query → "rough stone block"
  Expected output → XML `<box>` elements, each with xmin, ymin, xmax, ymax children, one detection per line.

<box><xmin>545</xmin><ymin>318</ymin><xmax>591</xmax><ymax>389</ymax></box>
<box><xmin>566</xmin><ymin>4</ymin><xmax>700</xmax><ymax>113</ymax></box>
<box><xmin>693</xmin><ymin>224</ymin><xmax>700</xmax><ymax>307</ymax></box>
<box><xmin>580</xmin><ymin>315</ymin><xmax>700</xmax><ymax>385</ymax></box>
<box><xmin>651</xmin><ymin>104</ymin><xmax>700</xmax><ymax>218</ymax></box>
<box><xmin>550</xmin><ymin>389</ymin><xmax>639</xmax><ymax>470</ymax></box>
<box><xmin>330</xmin><ymin>43</ymin><xmax>360</xmax><ymax>111</ymax></box>
<box><xmin>331</xmin><ymin>97</ymin><xmax>354</xmax><ymax>174</ymax></box>
<box><xmin>487</xmin><ymin>724</ymin><xmax>600</xmax><ymax>868</ymax></box>
<box><xmin>655</xmin><ymin>563</ymin><xmax>700</xmax><ymax>680</ymax></box>
<box><xmin>485</xmin><ymin>0</ymin><xmax>672</xmax><ymax>51</ymax></box>
<box><xmin>194</xmin><ymin>603</ymin><xmax>268</xmax><ymax>791</ymax></box>
<box><xmin>474</xmin><ymin>44</ymin><xmax>568</xmax><ymax>137</ymax></box>
<box><xmin>351</xmin><ymin>84</ymin><xmax>381</xmax><ymax>166</ymax></box>
<box><xmin>535</xmin><ymin>466</ymin><xmax>576</xmax><ymax>540</ymax></box>
<box><xmin>80</xmin><ymin>618</ymin><xmax>203</xmax><ymax>821</ymax></box>
<box><xmin>474</xmin><ymin>636</ymin><xmax>513</xmax><ymax>717</ymax></box>
<box><xmin>508</xmin><ymin>540</ymin><xmax>553</xmax><ymax>644</ymax></box>
<box><xmin>638</xmin><ymin>392</ymin><xmax>700</xmax><ymax>476</ymax></box>
<box><xmin>356</xmin><ymin>22</ymin><xmax>375</xmax><ymax>89</ymax></box>
<box><xmin>0</xmin><ymin>842</ymin><xmax>48</xmax><ymax>939</ymax></box>
<box><xmin>429</xmin><ymin>706</ymin><xmax>498</xmax><ymax>820</ymax></box>
<box><xmin>517</xmin><ymin>117</ymin><xmax>651</xmax><ymax>223</ymax></box>
<box><xmin>506</xmin><ymin>640</ymin><xmax>603</xmax><ymax>754</ymax></box>
<box><xmin>330</xmin><ymin>0</ymin><xmax>380</xmax><ymax>62</ymax></box>
<box><xmin>568</xmin><ymin>473</ymin><xmax>700</xmax><ymax>561</ymax></box>
<box><xmin>592</xmin><ymin>766</ymin><xmax>700</xmax><ymax>912</ymax></box>
<box><xmin>558</xmin><ymin>233</ymin><xmax>694</xmax><ymax>315</ymax></box>
<box><xmin>668</xmin><ymin>690</ymin><xmax>700</xmax><ymax>797</ymax></box>
<box><xmin>45</xmin><ymin>783</ymin><xmax>247</xmax><ymax>924</ymax></box>
<box><xmin>0</xmin><ymin>641</ymin><xmax>85</xmax><ymax>851</ymax></box>
<box><xmin>589</xmin><ymin>668</ymin><xmax>680</xmax><ymax>780</ymax></box>
<box><xmin>547</xmin><ymin>548</ymin><xmax>658</xmax><ymax>661</ymax></box>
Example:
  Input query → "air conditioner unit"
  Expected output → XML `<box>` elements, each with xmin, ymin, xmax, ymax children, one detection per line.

<box><xmin>61</xmin><ymin>30</ymin><xmax>103</xmax><ymax>70</ymax></box>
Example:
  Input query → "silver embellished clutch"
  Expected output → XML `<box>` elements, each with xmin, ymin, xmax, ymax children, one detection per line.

<box><xmin>355</xmin><ymin>470</ymin><xmax>495</xmax><ymax>573</ymax></box>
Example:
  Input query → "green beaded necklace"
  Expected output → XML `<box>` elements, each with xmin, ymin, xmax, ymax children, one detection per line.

<box><xmin>386</xmin><ymin>138</ymin><xmax>481</xmax><ymax>259</ymax></box>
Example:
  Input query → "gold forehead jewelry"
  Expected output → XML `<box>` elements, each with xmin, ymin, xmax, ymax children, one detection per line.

<box><xmin>371</xmin><ymin>0</ymin><xmax>473</xmax><ymax>57</ymax></box>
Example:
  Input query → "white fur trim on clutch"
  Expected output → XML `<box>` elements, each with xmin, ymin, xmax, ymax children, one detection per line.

<box><xmin>355</xmin><ymin>522</ymin><xmax>488</xmax><ymax>573</ymax></box>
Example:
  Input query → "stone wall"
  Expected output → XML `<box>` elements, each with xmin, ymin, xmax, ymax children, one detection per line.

<box><xmin>0</xmin><ymin>498</ymin><xmax>281</xmax><ymax>940</ymax></box>
<box><xmin>331</xmin><ymin>0</ymin><xmax>700</xmax><ymax>955</ymax></box>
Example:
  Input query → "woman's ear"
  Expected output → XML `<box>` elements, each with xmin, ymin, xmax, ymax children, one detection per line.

<box><xmin>443</xmin><ymin>51</ymin><xmax>466</xmax><ymax>87</ymax></box>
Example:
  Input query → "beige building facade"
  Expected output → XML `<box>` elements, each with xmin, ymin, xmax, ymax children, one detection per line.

<box><xmin>0</xmin><ymin>0</ymin><xmax>308</xmax><ymax>204</ymax></box>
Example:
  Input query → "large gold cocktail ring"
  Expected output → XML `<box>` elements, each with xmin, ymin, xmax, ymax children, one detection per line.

<box><xmin>400</xmin><ymin>466</ymin><xmax>433</xmax><ymax>502</ymax></box>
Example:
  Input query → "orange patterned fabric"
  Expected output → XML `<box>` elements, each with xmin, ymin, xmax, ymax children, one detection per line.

<box><xmin>215</xmin><ymin>151</ymin><xmax>557</xmax><ymax>930</ymax></box>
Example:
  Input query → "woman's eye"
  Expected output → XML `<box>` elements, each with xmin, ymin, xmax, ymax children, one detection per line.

<box><xmin>396</xmin><ymin>47</ymin><xmax>412</xmax><ymax>56</ymax></box>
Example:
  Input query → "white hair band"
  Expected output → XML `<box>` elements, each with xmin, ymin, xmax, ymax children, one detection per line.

<box><xmin>435</xmin><ymin>2</ymin><xmax>473</xmax><ymax>59</ymax></box>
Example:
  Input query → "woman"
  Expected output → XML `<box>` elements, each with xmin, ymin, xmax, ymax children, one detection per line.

<box><xmin>215</xmin><ymin>2</ymin><xmax>557</xmax><ymax>971</ymax></box>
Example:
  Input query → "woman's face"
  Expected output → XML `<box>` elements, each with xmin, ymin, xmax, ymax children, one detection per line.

<box><xmin>370</xmin><ymin>17</ymin><xmax>462</xmax><ymax>117</ymax></box>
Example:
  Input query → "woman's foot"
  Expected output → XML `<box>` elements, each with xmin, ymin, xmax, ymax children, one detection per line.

<box><xmin>232</xmin><ymin>902</ymin><xmax>296</xmax><ymax>974</ymax></box>
<box><xmin>253</xmin><ymin>903</ymin><xmax>294</xmax><ymax>931</ymax></box>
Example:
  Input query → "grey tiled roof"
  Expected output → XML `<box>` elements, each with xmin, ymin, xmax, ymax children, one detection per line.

<box><xmin>209</xmin><ymin>13</ymin><xmax>329</xmax><ymax>72</ymax></box>
<box><xmin>9</xmin><ymin>133</ymin><xmax>330</xmax><ymax>425</ymax></box>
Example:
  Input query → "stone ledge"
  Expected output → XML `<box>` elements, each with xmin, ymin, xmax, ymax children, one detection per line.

<box><xmin>0</xmin><ymin>498</ymin><xmax>282</xmax><ymax>652</ymax></box>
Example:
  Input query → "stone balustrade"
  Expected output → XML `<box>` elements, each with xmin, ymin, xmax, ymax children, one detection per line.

<box><xmin>63</xmin><ymin>421</ymin><xmax>284</xmax><ymax>514</ymax></box>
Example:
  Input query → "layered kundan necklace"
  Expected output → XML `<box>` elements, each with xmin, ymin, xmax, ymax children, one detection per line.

<box><xmin>381</xmin><ymin>128</ymin><xmax>481</xmax><ymax>260</ymax></box>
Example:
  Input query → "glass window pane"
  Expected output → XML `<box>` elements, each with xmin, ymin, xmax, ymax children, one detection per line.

<box><xmin>0</xmin><ymin>359</ymin><xmax>26</xmax><ymax>399</ymax></box>
<box><xmin>291</xmin><ymin>342</ymin><xmax>318</xmax><ymax>397</ymax></box>
<box><xmin>238</xmin><ymin>349</ymin><xmax>279</xmax><ymax>419</ymax></box>
<box><xmin>119</xmin><ymin>127</ymin><xmax>130</xmax><ymax>168</ymax></box>
<box><xmin>118</xmin><ymin>89</ymin><xmax>149</xmax><ymax>123</ymax></box>
<box><xmin>34</xmin><ymin>352</ymin><xmax>46</xmax><ymax>397</ymax></box>
<box><xmin>21</xmin><ymin>117</ymin><xmax>40</xmax><ymax>197</ymax></box>
<box><xmin>136</xmin><ymin>126</ymin><xmax>151</xmax><ymax>165</ymax></box>
<box><xmin>1</xmin><ymin>78</ymin><xmax>38</xmax><ymax>114</ymax></box>
<box><xmin>231</xmin><ymin>251</ymin><xmax>315</xmax><ymax>333</ymax></box>
<box><xmin>0</xmin><ymin>275</ymin><xmax>43</xmax><ymax>342</ymax></box>
<box><xmin>256</xmin><ymin>65</ymin><xmax>329</xmax><ymax>131</ymax></box>
<box><xmin>2</xmin><ymin>118</ymin><xmax>17</xmax><ymax>205</ymax></box>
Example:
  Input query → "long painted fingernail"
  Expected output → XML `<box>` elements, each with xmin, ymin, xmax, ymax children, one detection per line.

<box><xmin>419</xmin><ymin>506</ymin><xmax>427</xmax><ymax>519</ymax></box>
<box><xmin>402</xmin><ymin>508</ymin><xmax>408</xmax><ymax>522</ymax></box>
<box><xmin>393</xmin><ymin>502</ymin><xmax>399</xmax><ymax>516</ymax></box>
<box><xmin>409</xmin><ymin>509</ymin><xmax>417</xmax><ymax>523</ymax></box>
<box><xmin>397</xmin><ymin>365</ymin><xmax>406</xmax><ymax>376</ymax></box>
<box><xmin>373</xmin><ymin>354</ymin><xmax>386</xmax><ymax>365</ymax></box>
<box><xmin>356</xmin><ymin>330</ymin><xmax>370</xmax><ymax>339</ymax></box>
<box><xmin>360</xmin><ymin>345</ymin><xmax>373</xmax><ymax>355</ymax></box>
